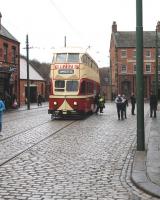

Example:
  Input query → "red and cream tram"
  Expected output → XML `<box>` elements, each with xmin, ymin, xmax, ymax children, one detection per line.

<box><xmin>48</xmin><ymin>47</ymin><xmax>100</xmax><ymax>118</ymax></box>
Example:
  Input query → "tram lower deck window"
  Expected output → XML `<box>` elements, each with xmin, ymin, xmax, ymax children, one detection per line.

<box><xmin>55</xmin><ymin>80</ymin><xmax>65</xmax><ymax>91</ymax></box>
<box><xmin>66</xmin><ymin>80</ymin><xmax>78</xmax><ymax>91</ymax></box>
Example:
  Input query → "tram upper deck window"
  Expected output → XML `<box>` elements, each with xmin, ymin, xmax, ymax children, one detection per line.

<box><xmin>66</xmin><ymin>80</ymin><xmax>78</xmax><ymax>92</ymax></box>
<box><xmin>56</xmin><ymin>53</ymin><xmax>67</xmax><ymax>63</ymax></box>
<box><xmin>68</xmin><ymin>53</ymin><xmax>79</xmax><ymax>63</ymax></box>
<box><xmin>52</xmin><ymin>54</ymin><xmax>55</xmax><ymax>63</ymax></box>
<box><xmin>55</xmin><ymin>80</ymin><xmax>65</xmax><ymax>91</ymax></box>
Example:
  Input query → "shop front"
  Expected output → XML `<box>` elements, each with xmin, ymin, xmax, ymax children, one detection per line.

<box><xmin>0</xmin><ymin>66</ymin><xmax>18</xmax><ymax>109</ymax></box>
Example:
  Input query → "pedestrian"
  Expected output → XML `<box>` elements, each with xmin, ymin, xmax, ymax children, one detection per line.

<box><xmin>130</xmin><ymin>93</ymin><xmax>136</xmax><ymax>115</ymax></box>
<box><xmin>0</xmin><ymin>95</ymin><xmax>6</xmax><ymax>136</ymax></box>
<box><xmin>149</xmin><ymin>91</ymin><xmax>157</xmax><ymax>118</ymax></box>
<box><xmin>115</xmin><ymin>94</ymin><xmax>123</xmax><ymax>120</ymax></box>
<box><xmin>95</xmin><ymin>94</ymin><xmax>105</xmax><ymax>114</ymax></box>
<box><xmin>37</xmin><ymin>94</ymin><xmax>42</xmax><ymax>106</ymax></box>
<box><xmin>12</xmin><ymin>94</ymin><xmax>18</xmax><ymax>109</ymax></box>
<box><xmin>122</xmin><ymin>94</ymin><xmax>128</xmax><ymax>119</ymax></box>
<box><xmin>99</xmin><ymin>94</ymin><xmax>105</xmax><ymax>113</ymax></box>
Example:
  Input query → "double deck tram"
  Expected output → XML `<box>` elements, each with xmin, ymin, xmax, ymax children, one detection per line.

<box><xmin>48</xmin><ymin>47</ymin><xmax>100</xmax><ymax>118</ymax></box>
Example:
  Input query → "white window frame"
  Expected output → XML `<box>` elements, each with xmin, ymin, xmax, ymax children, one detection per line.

<box><xmin>121</xmin><ymin>50</ymin><xmax>127</xmax><ymax>58</ymax></box>
<box><xmin>145</xmin><ymin>63</ymin><xmax>151</xmax><ymax>73</ymax></box>
<box><xmin>145</xmin><ymin>50</ymin><xmax>151</xmax><ymax>58</ymax></box>
<box><xmin>121</xmin><ymin>64</ymin><xmax>127</xmax><ymax>73</ymax></box>
<box><xmin>133</xmin><ymin>63</ymin><xmax>136</xmax><ymax>73</ymax></box>
<box><xmin>133</xmin><ymin>50</ymin><xmax>136</xmax><ymax>59</ymax></box>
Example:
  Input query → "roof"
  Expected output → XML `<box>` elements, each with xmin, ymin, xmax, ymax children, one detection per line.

<box><xmin>20</xmin><ymin>57</ymin><xmax>45</xmax><ymax>81</ymax></box>
<box><xmin>0</xmin><ymin>24</ymin><xmax>19</xmax><ymax>42</ymax></box>
<box><xmin>113</xmin><ymin>31</ymin><xmax>160</xmax><ymax>48</ymax></box>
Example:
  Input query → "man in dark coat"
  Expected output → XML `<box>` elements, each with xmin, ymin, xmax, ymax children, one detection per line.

<box><xmin>149</xmin><ymin>92</ymin><xmax>158</xmax><ymax>118</ymax></box>
<box><xmin>130</xmin><ymin>93</ymin><xmax>136</xmax><ymax>115</ymax></box>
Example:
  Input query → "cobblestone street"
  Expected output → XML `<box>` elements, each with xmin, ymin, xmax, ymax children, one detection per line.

<box><xmin>0</xmin><ymin>103</ymin><xmax>158</xmax><ymax>200</ymax></box>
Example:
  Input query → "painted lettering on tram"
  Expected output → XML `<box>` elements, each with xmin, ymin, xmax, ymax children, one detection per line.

<box><xmin>54</xmin><ymin>64</ymin><xmax>79</xmax><ymax>69</ymax></box>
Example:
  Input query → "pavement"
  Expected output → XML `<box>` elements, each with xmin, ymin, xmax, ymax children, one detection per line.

<box><xmin>131</xmin><ymin>108</ymin><xmax>160</xmax><ymax>198</ymax></box>
<box><xmin>6</xmin><ymin>102</ymin><xmax>49</xmax><ymax>112</ymax></box>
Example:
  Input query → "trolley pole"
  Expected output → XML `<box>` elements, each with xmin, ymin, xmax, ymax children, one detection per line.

<box><xmin>26</xmin><ymin>34</ymin><xmax>30</xmax><ymax>110</ymax></box>
<box><xmin>64</xmin><ymin>36</ymin><xmax>66</xmax><ymax>47</ymax></box>
<box><xmin>136</xmin><ymin>0</ymin><xmax>145</xmax><ymax>151</ymax></box>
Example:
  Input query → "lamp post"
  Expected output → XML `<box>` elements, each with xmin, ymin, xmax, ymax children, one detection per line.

<box><xmin>136</xmin><ymin>0</ymin><xmax>145</xmax><ymax>151</ymax></box>
<box><xmin>26</xmin><ymin>34</ymin><xmax>30</xmax><ymax>110</ymax></box>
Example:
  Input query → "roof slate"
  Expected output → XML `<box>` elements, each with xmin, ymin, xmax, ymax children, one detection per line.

<box><xmin>114</xmin><ymin>31</ymin><xmax>160</xmax><ymax>48</ymax></box>
<box><xmin>0</xmin><ymin>24</ymin><xmax>19</xmax><ymax>42</ymax></box>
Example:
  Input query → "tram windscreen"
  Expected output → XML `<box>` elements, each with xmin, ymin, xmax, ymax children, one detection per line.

<box><xmin>66</xmin><ymin>81</ymin><xmax>78</xmax><ymax>91</ymax></box>
<box><xmin>56</xmin><ymin>53</ymin><xmax>67</xmax><ymax>63</ymax></box>
<box><xmin>68</xmin><ymin>53</ymin><xmax>79</xmax><ymax>63</ymax></box>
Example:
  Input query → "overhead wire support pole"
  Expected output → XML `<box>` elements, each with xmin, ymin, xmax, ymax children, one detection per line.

<box><xmin>136</xmin><ymin>0</ymin><xmax>145</xmax><ymax>151</ymax></box>
<box><xmin>26</xmin><ymin>34</ymin><xmax>30</xmax><ymax>110</ymax></box>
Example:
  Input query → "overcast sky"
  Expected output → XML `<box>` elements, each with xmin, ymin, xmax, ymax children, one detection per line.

<box><xmin>1</xmin><ymin>0</ymin><xmax>160</xmax><ymax>67</ymax></box>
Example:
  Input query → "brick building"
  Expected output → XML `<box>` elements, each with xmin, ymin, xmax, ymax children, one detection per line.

<box><xmin>0</xmin><ymin>13</ymin><xmax>20</xmax><ymax>108</ymax></box>
<box><xmin>110</xmin><ymin>21</ymin><xmax>160</xmax><ymax>99</ymax></box>
<box><xmin>20</xmin><ymin>56</ymin><xmax>46</xmax><ymax>105</ymax></box>
<box><xmin>99</xmin><ymin>67</ymin><xmax>112</xmax><ymax>100</ymax></box>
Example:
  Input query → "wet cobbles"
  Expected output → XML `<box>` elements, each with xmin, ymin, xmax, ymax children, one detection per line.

<box><xmin>0</xmin><ymin>103</ymin><xmax>158</xmax><ymax>199</ymax></box>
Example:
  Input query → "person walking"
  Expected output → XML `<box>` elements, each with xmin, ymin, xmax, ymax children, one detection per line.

<box><xmin>115</xmin><ymin>94</ymin><xmax>123</xmax><ymax>120</ymax></box>
<box><xmin>149</xmin><ymin>91</ymin><xmax>158</xmax><ymax>118</ymax></box>
<box><xmin>95</xmin><ymin>94</ymin><xmax>105</xmax><ymax>114</ymax></box>
<box><xmin>99</xmin><ymin>94</ymin><xmax>105</xmax><ymax>113</ymax></box>
<box><xmin>122</xmin><ymin>94</ymin><xmax>128</xmax><ymax>119</ymax></box>
<box><xmin>37</xmin><ymin>94</ymin><xmax>43</xmax><ymax>106</ymax></box>
<box><xmin>0</xmin><ymin>96</ymin><xmax>6</xmax><ymax>136</ymax></box>
<box><xmin>130</xmin><ymin>93</ymin><xmax>136</xmax><ymax>115</ymax></box>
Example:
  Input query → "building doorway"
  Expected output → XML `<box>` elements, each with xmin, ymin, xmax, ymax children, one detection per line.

<box><xmin>121</xmin><ymin>81</ymin><xmax>131</xmax><ymax>97</ymax></box>
<box><xmin>25</xmin><ymin>86</ymin><xmax>37</xmax><ymax>103</ymax></box>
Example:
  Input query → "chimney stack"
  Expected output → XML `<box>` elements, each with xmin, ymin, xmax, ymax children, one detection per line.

<box><xmin>156</xmin><ymin>21</ymin><xmax>160</xmax><ymax>32</ymax></box>
<box><xmin>0</xmin><ymin>12</ymin><xmax>2</xmax><ymax>30</ymax></box>
<box><xmin>112</xmin><ymin>21</ymin><xmax>117</xmax><ymax>33</ymax></box>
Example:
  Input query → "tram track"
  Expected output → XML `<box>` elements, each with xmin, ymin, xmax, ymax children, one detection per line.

<box><xmin>0</xmin><ymin>120</ymin><xmax>77</xmax><ymax>167</ymax></box>
<box><xmin>0</xmin><ymin>119</ymin><xmax>50</xmax><ymax>142</ymax></box>
<box><xmin>3</xmin><ymin>107</ymin><xmax>47</xmax><ymax>123</ymax></box>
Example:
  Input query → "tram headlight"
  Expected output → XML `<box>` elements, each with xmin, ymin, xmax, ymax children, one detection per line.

<box><xmin>73</xmin><ymin>101</ymin><xmax>78</xmax><ymax>106</ymax></box>
<box><xmin>53</xmin><ymin>101</ymin><xmax>58</xmax><ymax>105</ymax></box>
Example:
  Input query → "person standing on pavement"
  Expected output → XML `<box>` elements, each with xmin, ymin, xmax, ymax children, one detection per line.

<box><xmin>0</xmin><ymin>95</ymin><xmax>6</xmax><ymax>136</ymax></box>
<box><xmin>37</xmin><ymin>94</ymin><xmax>43</xmax><ymax>106</ymax></box>
<box><xmin>130</xmin><ymin>93</ymin><xmax>136</xmax><ymax>115</ymax></box>
<box><xmin>149</xmin><ymin>91</ymin><xmax>158</xmax><ymax>118</ymax></box>
<box><xmin>115</xmin><ymin>94</ymin><xmax>123</xmax><ymax>120</ymax></box>
<box><xmin>122</xmin><ymin>94</ymin><xmax>128</xmax><ymax>119</ymax></box>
